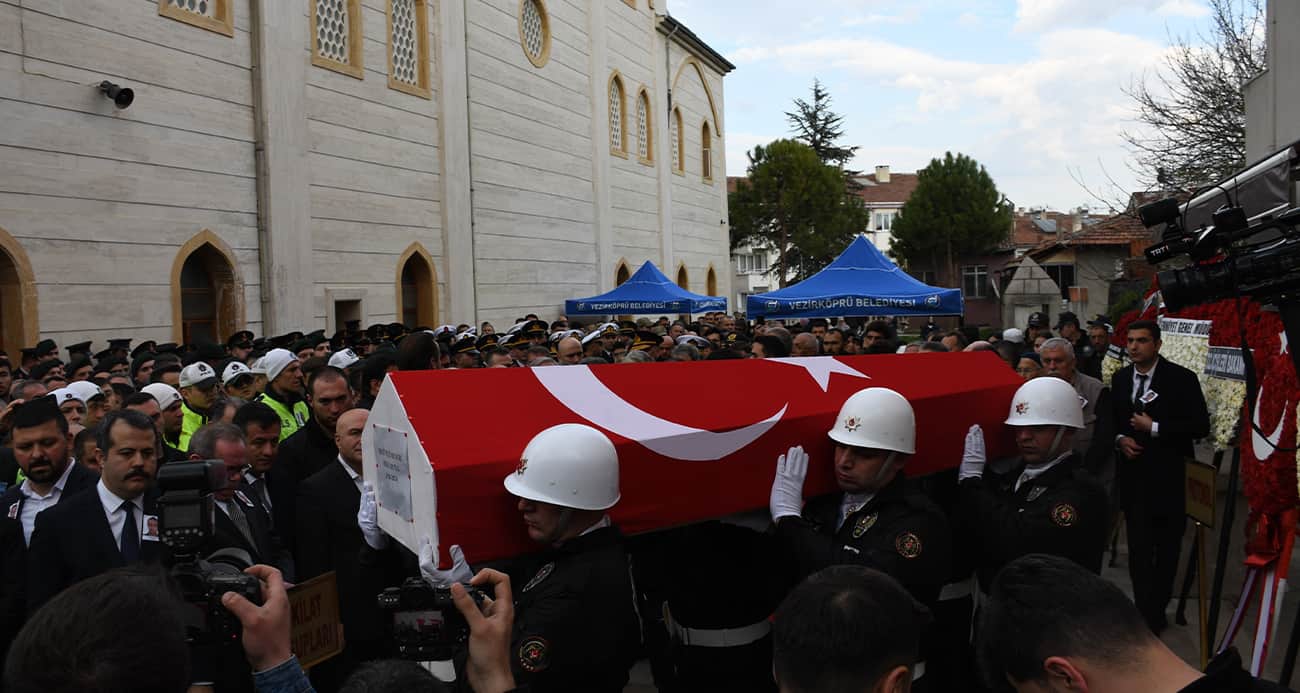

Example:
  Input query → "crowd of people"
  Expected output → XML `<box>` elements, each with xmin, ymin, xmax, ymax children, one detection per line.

<box><xmin>0</xmin><ymin>303</ymin><xmax>1267</xmax><ymax>693</ymax></box>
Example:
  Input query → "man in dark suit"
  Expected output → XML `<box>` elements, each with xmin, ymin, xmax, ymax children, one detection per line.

<box><xmin>1112</xmin><ymin>319</ymin><xmax>1210</xmax><ymax>634</ymax></box>
<box><xmin>0</xmin><ymin>396</ymin><xmax>99</xmax><ymax>649</ymax></box>
<box><xmin>26</xmin><ymin>409</ymin><xmax>163</xmax><ymax>612</ymax></box>
<box><xmin>297</xmin><ymin>408</ymin><xmax>401</xmax><ymax>690</ymax></box>
<box><xmin>187</xmin><ymin>422</ymin><xmax>290</xmax><ymax>577</ymax></box>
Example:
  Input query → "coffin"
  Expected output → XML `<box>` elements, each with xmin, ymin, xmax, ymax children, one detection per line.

<box><xmin>361</xmin><ymin>353</ymin><xmax>1022</xmax><ymax>563</ymax></box>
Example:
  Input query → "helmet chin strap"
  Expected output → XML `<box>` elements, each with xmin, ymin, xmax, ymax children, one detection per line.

<box><xmin>1046</xmin><ymin>426</ymin><xmax>1067</xmax><ymax>460</ymax></box>
<box><xmin>870</xmin><ymin>452</ymin><xmax>900</xmax><ymax>486</ymax></box>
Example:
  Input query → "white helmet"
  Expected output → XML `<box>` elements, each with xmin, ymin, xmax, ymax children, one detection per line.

<box><xmin>503</xmin><ymin>424</ymin><xmax>621</xmax><ymax>510</ymax></box>
<box><xmin>827</xmin><ymin>388</ymin><xmax>916</xmax><ymax>455</ymax></box>
<box><xmin>1005</xmin><ymin>377</ymin><xmax>1084</xmax><ymax>429</ymax></box>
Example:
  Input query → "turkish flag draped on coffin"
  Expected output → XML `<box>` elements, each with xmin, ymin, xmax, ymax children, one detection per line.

<box><xmin>362</xmin><ymin>353</ymin><xmax>1022</xmax><ymax>563</ymax></box>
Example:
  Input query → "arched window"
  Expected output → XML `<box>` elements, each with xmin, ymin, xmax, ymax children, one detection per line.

<box><xmin>706</xmin><ymin>265</ymin><xmax>718</xmax><ymax>296</ymax></box>
<box><xmin>701</xmin><ymin>121</ymin><xmax>713</xmax><ymax>181</ymax></box>
<box><xmin>608</xmin><ymin>73</ymin><xmax>626</xmax><ymax>156</ymax></box>
<box><xmin>396</xmin><ymin>243</ymin><xmax>439</xmax><ymax>328</ymax></box>
<box><xmin>615</xmin><ymin>262</ymin><xmax>631</xmax><ymax>286</ymax></box>
<box><xmin>676</xmin><ymin>264</ymin><xmax>689</xmax><ymax>291</ymax></box>
<box><xmin>172</xmin><ymin>232</ymin><xmax>243</xmax><ymax>345</ymax></box>
<box><xmin>518</xmin><ymin>0</ymin><xmax>550</xmax><ymax>68</ymax></box>
<box><xmin>670</xmin><ymin>108</ymin><xmax>684</xmax><ymax>174</ymax></box>
<box><xmin>0</xmin><ymin>227</ymin><xmax>37</xmax><ymax>358</ymax></box>
<box><xmin>635</xmin><ymin>89</ymin><xmax>652</xmax><ymax>164</ymax></box>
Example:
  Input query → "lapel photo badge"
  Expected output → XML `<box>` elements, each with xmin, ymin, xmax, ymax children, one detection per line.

<box><xmin>852</xmin><ymin>512</ymin><xmax>879</xmax><ymax>538</ymax></box>
<box><xmin>1051</xmin><ymin>503</ymin><xmax>1078</xmax><ymax>527</ymax></box>
<box><xmin>6</xmin><ymin>502</ymin><xmax>18</xmax><ymax>520</ymax></box>
<box><xmin>142</xmin><ymin>514</ymin><xmax>160</xmax><ymax>541</ymax></box>
<box><xmin>894</xmin><ymin>532</ymin><xmax>923</xmax><ymax>559</ymax></box>
<box><xmin>523</xmin><ymin>561</ymin><xmax>554</xmax><ymax>593</ymax></box>
<box><xmin>1140</xmin><ymin>390</ymin><xmax>1159</xmax><ymax>405</ymax></box>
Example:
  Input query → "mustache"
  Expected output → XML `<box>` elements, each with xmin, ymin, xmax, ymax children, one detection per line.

<box><xmin>125</xmin><ymin>469</ymin><xmax>151</xmax><ymax>480</ymax></box>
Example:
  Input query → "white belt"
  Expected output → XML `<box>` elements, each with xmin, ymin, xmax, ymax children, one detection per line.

<box><xmin>939</xmin><ymin>578</ymin><xmax>973</xmax><ymax>601</ymax></box>
<box><xmin>665</xmin><ymin>604</ymin><xmax>771</xmax><ymax>648</ymax></box>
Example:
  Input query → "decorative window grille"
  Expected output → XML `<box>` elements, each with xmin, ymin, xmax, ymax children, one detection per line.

<box><xmin>519</xmin><ymin>0</ymin><xmax>550</xmax><ymax>68</ymax></box>
<box><xmin>312</xmin><ymin>0</ymin><xmax>362</xmax><ymax>78</ymax></box>
<box><xmin>636</xmin><ymin>90</ymin><xmax>652</xmax><ymax>163</ymax></box>
<box><xmin>158</xmin><ymin>0</ymin><xmax>233</xmax><ymax>36</ymax></box>
<box><xmin>671</xmin><ymin>109</ymin><xmax>683</xmax><ymax>173</ymax></box>
<box><xmin>388</xmin><ymin>0</ymin><xmax>430</xmax><ymax>97</ymax></box>
<box><xmin>701</xmin><ymin>121</ymin><xmax>713</xmax><ymax>181</ymax></box>
<box><xmin>609</xmin><ymin>76</ymin><xmax>625</xmax><ymax>155</ymax></box>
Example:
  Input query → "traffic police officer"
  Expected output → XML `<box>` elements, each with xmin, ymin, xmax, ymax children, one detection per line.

<box><xmin>177</xmin><ymin>362</ymin><xmax>219</xmax><ymax>451</ymax></box>
<box><xmin>958</xmin><ymin>376</ymin><xmax>1110</xmax><ymax>588</ymax></box>
<box><xmin>253</xmin><ymin>348</ymin><xmax>310</xmax><ymax>441</ymax></box>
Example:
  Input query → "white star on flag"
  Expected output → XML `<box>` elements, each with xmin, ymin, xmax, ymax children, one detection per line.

<box><xmin>768</xmin><ymin>357</ymin><xmax>871</xmax><ymax>392</ymax></box>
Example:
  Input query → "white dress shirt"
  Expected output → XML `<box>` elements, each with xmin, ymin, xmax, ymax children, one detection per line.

<box><xmin>1131</xmin><ymin>356</ymin><xmax>1160</xmax><ymax>438</ymax></box>
<box><xmin>96</xmin><ymin>480</ymin><xmax>144</xmax><ymax>549</ymax></box>
<box><xmin>1015</xmin><ymin>451</ymin><xmax>1073</xmax><ymax>492</ymax></box>
<box><xmin>338</xmin><ymin>455</ymin><xmax>364</xmax><ymax>494</ymax></box>
<box><xmin>19</xmin><ymin>461</ymin><xmax>77</xmax><ymax>544</ymax></box>
<box><xmin>837</xmin><ymin>492</ymin><xmax>875</xmax><ymax>530</ymax></box>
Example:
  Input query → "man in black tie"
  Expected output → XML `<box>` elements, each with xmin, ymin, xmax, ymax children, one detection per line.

<box><xmin>1112</xmin><ymin>319</ymin><xmax>1210</xmax><ymax>634</ymax></box>
<box><xmin>26</xmin><ymin>409</ymin><xmax>162</xmax><ymax>612</ymax></box>
<box><xmin>0</xmin><ymin>397</ymin><xmax>99</xmax><ymax>656</ymax></box>
<box><xmin>187</xmin><ymin>423</ymin><xmax>291</xmax><ymax>577</ymax></box>
<box><xmin>233</xmin><ymin>402</ymin><xmax>282</xmax><ymax>527</ymax></box>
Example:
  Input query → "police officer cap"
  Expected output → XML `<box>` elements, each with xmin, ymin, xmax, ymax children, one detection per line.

<box><xmin>155</xmin><ymin>342</ymin><xmax>181</xmax><ymax>356</ymax></box>
<box><xmin>131</xmin><ymin>340</ymin><xmax>158</xmax><ymax>360</ymax></box>
<box><xmin>476</xmin><ymin>333</ymin><xmax>501</xmax><ymax>350</ymax></box>
<box><xmin>580</xmin><ymin>330</ymin><xmax>604</xmax><ymax>347</ymax></box>
<box><xmin>1026</xmin><ymin>311</ymin><xmax>1048</xmax><ymax>328</ymax></box>
<box><xmin>93</xmin><ymin>347</ymin><xmax>115</xmax><ymax>362</ymax></box>
<box><xmin>291</xmin><ymin>338</ymin><xmax>316</xmax><ymax>354</ymax></box>
<box><xmin>385</xmin><ymin>323</ymin><xmax>406</xmax><ymax>340</ymax></box>
<box><xmin>33</xmin><ymin>339</ymin><xmax>57</xmax><ymax>357</ymax></box>
<box><xmin>501</xmin><ymin>332</ymin><xmax>529</xmax><ymax>349</ymax></box>
<box><xmin>108</xmin><ymin>338</ymin><xmax>132</xmax><ymax>350</ymax></box>
<box><xmin>523</xmin><ymin>320</ymin><xmax>549</xmax><ymax>337</ymax></box>
<box><xmin>432</xmin><ymin>325</ymin><xmax>457</xmax><ymax>342</ymax></box>
<box><xmin>450</xmin><ymin>335</ymin><xmax>479</xmax><ymax>355</ymax></box>
<box><xmin>1087</xmin><ymin>314</ymin><xmax>1112</xmax><ymax>330</ymax></box>
<box><xmin>631</xmin><ymin>330</ymin><xmax>660</xmax><ymax>351</ymax></box>
<box><xmin>1054</xmin><ymin>311</ymin><xmax>1080</xmax><ymax>330</ymax></box>
<box><xmin>617</xmin><ymin>320</ymin><xmax>637</xmax><ymax>336</ymax></box>
<box><xmin>65</xmin><ymin>341</ymin><xmax>92</xmax><ymax>356</ymax></box>
<box><xmin>676</xmin><ymin>335</ymin><xmax>709</xmax><ymax>349</ymax></box>
<box><xmin>226</xmin><ymin>330</ymin><xmax>255</xmax><ymax>348</ymax></box>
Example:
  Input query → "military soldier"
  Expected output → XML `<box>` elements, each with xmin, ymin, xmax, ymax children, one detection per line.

<box><xmin>415</xmin><ymin>424</ymin><xmax>640</xmax><ymax>692</ymax></box>
<box><xmin>769</xmin><ymin>387</ymin><xmax>952</xmax><ymax>605</ymax></box>
<box><xmin>958</xmin><ymin>377</ymin><xmax>1110</xmax><ymax>589</ymax></box>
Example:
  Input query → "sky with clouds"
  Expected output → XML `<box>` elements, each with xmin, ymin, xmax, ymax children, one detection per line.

<box><xmin>668</xmin><ymin>0</ymin><xmax>1217</xmax><ymax>212</ymax></box>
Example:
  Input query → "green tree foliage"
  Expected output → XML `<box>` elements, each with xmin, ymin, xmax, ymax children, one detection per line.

<box><xmin>729</xmin><ymin>140</ymin><xmax>871</xmax><ymax>286</ymax></box>
<box><xmin>889</xmin><ymin>152</ymin><xmax>1012</xmax><ymax>288</ymax></box>
<box><xmin>786</xmin><ymin>79</ymin><xmax>859</xmax><ymax>169</ymax></box>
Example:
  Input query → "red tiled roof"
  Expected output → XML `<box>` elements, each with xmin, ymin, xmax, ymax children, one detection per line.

<box><xmin>852</xmin><ymin>173</ymin><xmax>920</xmax><ymax>205</ymax></box>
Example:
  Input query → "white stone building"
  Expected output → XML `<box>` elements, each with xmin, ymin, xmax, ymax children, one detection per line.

<box><xmin>0</xmin><ymin>0</ymin><xmax>733</xmax><ymax>355</ymax></box>
<box><xmin>1244</xmin><ymin>0</ymin><xmax>1300</xmax><ymax>162</ymax></box>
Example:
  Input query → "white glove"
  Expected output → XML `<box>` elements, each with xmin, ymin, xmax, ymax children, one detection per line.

<box><xmin>769</xmin><ymin>445</ymin><xmax>809</xmax><ymax>521</ymax></box>
<box><xmin>959</xmin><ymin>424</ymin><xmax>987</xmax><ymax>481</ymax></box>
<box><xmin>419</xmin><ymin>537</ymin><xmax>473</xmax><ymax>586</ymax></box>
<box><xmin>357</xmin><ymin>482</ymin><xmax>389</xmax><ymax>550</ymax></box>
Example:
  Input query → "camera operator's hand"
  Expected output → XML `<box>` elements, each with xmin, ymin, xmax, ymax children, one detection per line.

<box><xmin>357</xmin><ymin>482</ymin><xmax>389</xmax><ymax>550</ymax></box>
<box><xmin>769</xmin><ymin>445</ymin><xmax>808</xmax><ymax>522</ymax></box>
<box><xmin>418</xmin><ymin>537</ymin><xmax>473</xmax><ymax>586</ymax></box>
<box><xmin>452</xmin><ymin>569</ymin><xmax>517</xmax><ymax>693</ymax></box>
<box><xmin>222</xmin><ymin>565</ymin><xmax>293</xmax><ymax>673</ymax></box>
<box><xmin>958</xmin><ymin>424</ymin><xmax>987</xmax><ymax>480</ymax></box>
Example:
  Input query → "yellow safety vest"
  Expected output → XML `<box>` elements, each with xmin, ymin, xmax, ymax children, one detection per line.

<box><xmin>255</xmin><ymin>392</ymin><xmax>310</xmax><ymax>441</ymax></box>
<box><xmin>178</xmin><ymin>402</ymin><xmax>208</xmax><ymax>452</ymax></box>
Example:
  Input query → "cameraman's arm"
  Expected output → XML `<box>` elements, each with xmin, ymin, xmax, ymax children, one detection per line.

<box><xmin>452</xmin><ymin>568</ymin><xmax>518</xmax><ymax>693</ymax></box>
<box><xmin>221</xmin><ymin>565</ymin><xmax>316</xmax><ymax>693</ymax></box>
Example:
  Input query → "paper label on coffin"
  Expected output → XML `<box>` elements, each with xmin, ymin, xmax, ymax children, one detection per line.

<box><xmin>373</xmin><ymin>424</ymin><xmax>415</xmax><ymax>522</ymax></box>
<box><xmin>364</xmin><ymin>353</ymin><xmax>1023</xmax><ymax>564</ymax></box>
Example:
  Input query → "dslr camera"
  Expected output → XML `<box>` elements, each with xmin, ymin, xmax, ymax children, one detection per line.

<box><xmin>378</xmin><ymin>577</ymin><xmax>489</xmax><ymax>660</ymax></box>
<box><xmin>156</xmin><ymin>460</ymin><xmax>263</xmax><ymax>646</ymax></box>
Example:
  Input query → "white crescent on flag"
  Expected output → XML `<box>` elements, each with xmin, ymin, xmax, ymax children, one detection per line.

<box><xmin>531</xmin><ymin>365</ymin><xmax>788</xmax><ymax>461</ymax></box>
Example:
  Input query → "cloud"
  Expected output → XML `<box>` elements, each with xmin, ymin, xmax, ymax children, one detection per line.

<box><xmin>1013</xmin><ymin>0</ymin><xmax>1207</xmax><ymax>32</ymax></box>
<box><xmin>725</xmin><ymin>27</ymin><xmax>1172</xmax><ymax>207</ymax></box>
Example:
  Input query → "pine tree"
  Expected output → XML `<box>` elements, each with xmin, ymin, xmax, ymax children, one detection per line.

<box><xmin>785</xmin><ymin>79</ymin><xmax>859</xmax><ymax>169</ymax></box>
<box><xmin>729</xmin><ymin>140</ymin><xmax>871</xmax><ymax>286</ymax></box>
<box><xmin>889</xmin><ymin>152</ymin><xmax>1012</xmax><ymax>289</ymax></box>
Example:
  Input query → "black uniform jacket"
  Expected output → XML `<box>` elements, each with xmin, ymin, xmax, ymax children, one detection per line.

<box><xmin>1179</xmin><ymin>648</ymin><xmax>1294</xmax><ymax>692</ymax></box>
<box><xmin>960</xmin><ymin>453</ymin><xmax>1109</xmax><ymax>590</ymax></box>
<box><xmin>26</xmin><ymin>486</ymin><xmax>163</xmax><ymax>613</ymax></box>
<box><xmin>776</xmin><ymin>473</ymin><xmax>952</xmax><ymax>605</ymax></box>
<box><xmin>509</xmin><ymin>524</ymin><xmax>641</xmax><ymax>693</ymax></box>
<box><xmin>1112</xmin><ymin>358</ymin><xmax>1210</xmax><ymax>516</ymax></box>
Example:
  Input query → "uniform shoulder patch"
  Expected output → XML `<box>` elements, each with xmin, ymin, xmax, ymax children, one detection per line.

<box><xmin>852</xmin><ymin>512</ymin><xmax>878</xmax><ymax>538</ymax></box>
<box><xmin>523</xmin><ymin>561</ymin><xmax>555</xmax><ymax>593</ymax></box>
<box><xmin>518</xmin><ymin>636</ymin><xmax>550</xmax><ymax>673</ymax></box>
<box><xmin>1051</xmin><ymin>503</ymin><xmax>1078</xmax><ymax>527</ymax></box>
<box><xmin>894</xmin><ymin>532</ymin><xmax>923</xmax><ymax>559</ymax></box>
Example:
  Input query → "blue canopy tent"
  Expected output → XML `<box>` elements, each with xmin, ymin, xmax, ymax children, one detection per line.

<box><xmin>746</xmin><ymin>235</ymin><xmax>963</xmax><ymax>319</ymax></box>
<box><xmin>565</xmin><ymin>261</ymin><xmax>728</xmax><ymax>315</ymax></box>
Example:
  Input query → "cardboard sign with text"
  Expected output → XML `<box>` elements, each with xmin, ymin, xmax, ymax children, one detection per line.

<box><xmin>288</xmin><ymin>572</ymin><xmax>343</xmax><ymax>669</ymax></box>
<box><xmin>363</xmin><ymin>353</ymin><xmax>1023</xmax><ymax>563</ymax></box>
<box><xmin>1185</xmin><ymin>460</ymin><xmax>1217</xmax><ymax>527</ymax></box>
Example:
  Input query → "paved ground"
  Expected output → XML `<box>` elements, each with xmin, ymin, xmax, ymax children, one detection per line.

<box><xmin>623</xmin><ymin>445</ymin><xmax>1300</xmax><ymax>691</ymax></box>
